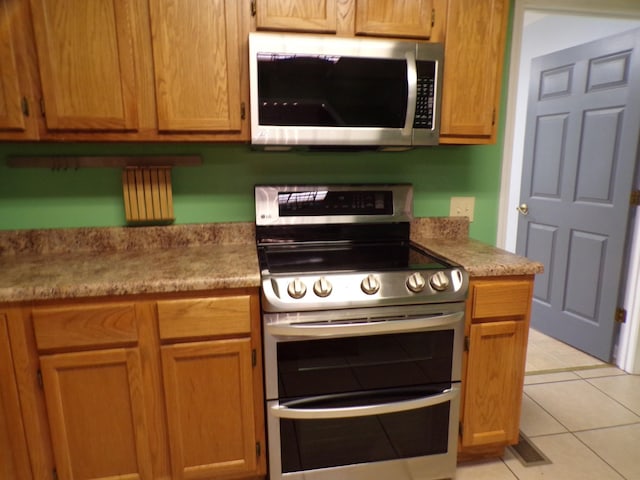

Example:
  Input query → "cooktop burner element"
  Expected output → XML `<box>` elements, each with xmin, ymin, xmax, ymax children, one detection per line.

<box><xmin>255</xmin><ymin>184</ymin><xmax>468</xmax><ymax>312</ymax></box>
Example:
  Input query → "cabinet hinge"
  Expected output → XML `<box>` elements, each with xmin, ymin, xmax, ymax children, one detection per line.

<box><xmin>241</xmin><ymin>102</ymin><xmax>246</xmax><ymax>120</ymax></box>
<box><xmin>252</xmin><ymin>348</ymin><xmax>257</xmax><ymax>367</ymax></box>
<box><xmin>458</xmin><ymin>422</ymin><xmax>463</xmax><ymax>436</ymax></box>
<box><xmin>250</xmin><ymin>0</ymin><xmax>256</xmax><ymax>16</ymax></box>
<box><xmin>492</xmin><ymin>108</ymin><xmax>497</xmax><ymax>126</ymax></box>
<box><xmin>21</xmin><ymin>97</ymin><xmax>30</xmax><ymax>117</ymax></box>
<box><xmin>39</xmin><ymin>97</ymin><xmax>46</xmax><ymax>117</ymax></box>
<box><xmin>256</xmin><ymin>441</ymin><xmax>261</xmax><ymax>457</ymax></box>
<box><xmin>431</xmin><ymin>8</ymin><xmax>436</xmax><ymax>28</ymax></box>
<box><xmin>52</xmin><ymin>467</ymin><xmax>58</xmax><ymax>480</ymax></box>
<box><xmin>615</xmin><ymin>307</ymin><xmax>627</xmax><ymax>324</ymax></box>
<box><xmin>631</xmin><ymin>190</ymin><xmax>640</xmax><ymax>207</ymax></box>
<box><xmin>37</xmin><ymin>369</ymin><xmax>44</xmax><ymax>389</ymax></box>
<box><xmin>464</xmin><ymin>336</ymin><xmax>470</xmax><ymax>352</ymax></box>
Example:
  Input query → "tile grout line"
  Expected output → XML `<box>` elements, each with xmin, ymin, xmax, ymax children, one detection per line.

<box><xmin>569</xmin><ymin>430</ymin><xmax>630</xmax><ymax>480</ymax></box>
<box><xmin>582</xmin><ymin>375</ymin><xmax>640</xmax><ymax>423</ymax></box>
<box><xmin>525</xmin><ymin>363</ymin><xmax>613</xmax><ymax>376</ymax></box>
<box><xmin>520</xmin><ymin>374</ymin><xmax>639</xmax><ymax>480</ymax></box>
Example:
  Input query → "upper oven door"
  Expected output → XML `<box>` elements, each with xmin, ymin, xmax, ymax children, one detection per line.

<box><xmin>249</xmin><ymin>32</ymin><xmax>443</xmax><ymax>147</ymax></box>
<box><xmin>263</xmin><ymin>303</ymin><xmax>464</xmax><ymax>402</ymax></box>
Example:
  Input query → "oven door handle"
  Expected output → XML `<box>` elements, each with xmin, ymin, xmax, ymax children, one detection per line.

<box><xmin>266</xmin><ymin>311</ymin><xmax>463</xmax><ymax>338</ymax></box>
<box><xmin>270</xmin><ymin>388</ymin><xmax>457</xmax><ymax>420</ymax></box>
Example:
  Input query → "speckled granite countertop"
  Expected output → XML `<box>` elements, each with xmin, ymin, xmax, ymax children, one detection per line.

<box><xmin>410</xmin><ymin>218</ymin><xmax>544</xmax><ymax>277</ymax></box>
<box><xmin>0</xmin><ymin>218</ymin><xmax>543</xmax><ymax>303</ymax></box>
<box><xmin>0</xmin><ymin>223</ymin><xmax>260</xmax><ymax>303</ymax></box>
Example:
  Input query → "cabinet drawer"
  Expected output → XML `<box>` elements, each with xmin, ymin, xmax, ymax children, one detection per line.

<box><xmin>32</xmin><ymin>303</ymin><xmax>138</xmax><ymax>351</ymax></box>
<box><xmin>471</xmin><ymin>281</ymin><xmax>532</xmax><ymax>320</ymax></box>
<box><xmin>157</xmin><ymin>295</ymin><xmax>251</xmax><ymax>341</ymax></box>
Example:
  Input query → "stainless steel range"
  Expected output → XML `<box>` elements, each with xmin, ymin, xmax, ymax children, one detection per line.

<box><xmin>255</xmin><ymin>184</ymin><xmax>468</xmax><ymax>480</ymax></box>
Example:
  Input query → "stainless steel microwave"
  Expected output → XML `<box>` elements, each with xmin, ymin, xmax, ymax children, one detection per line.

<box><xmin>249</xmin><ymin>32</ymin><xmax>443</xmax><ymax>148</ymax></box>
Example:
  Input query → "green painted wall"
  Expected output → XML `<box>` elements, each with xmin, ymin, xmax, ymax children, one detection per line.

<box><xmin>0</xmin><ymin>8</ymin><xmax>513</xmax><ymax>246</ymax></box>
<box><xmin>0</xmin><ymin>142</ymin><xmax>503</xmax><ymax>243</ymax></box>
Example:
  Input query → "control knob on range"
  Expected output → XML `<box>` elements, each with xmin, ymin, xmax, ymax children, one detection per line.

<box><xmin>313</xmin><ymin>277</ymin><xmax>333</xmax><ymax>297</ymax></box>
<box><xmin>361</xmin><ymin>274</ymin><xmax>380</xmax><ymax>295</ymax></box>
<box><xmin>406</xmin><ymin>272</ymin><xmax>426</xmax><ymax>293</ymax></box>
<box><xmin>287</xmin><ymin>278</ymin><xmax>307</xmax><ymax>299</ymax></box>
<box><xmin>429</xmin><ymin>271</ymin><xmax>450</xmax><ymax>291</ymax></box>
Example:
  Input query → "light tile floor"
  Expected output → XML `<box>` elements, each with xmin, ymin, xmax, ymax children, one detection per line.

<box><xmin>457</xmin><ymin>329</ymin><xmax>640</xmax><ymax>480</ymax></box>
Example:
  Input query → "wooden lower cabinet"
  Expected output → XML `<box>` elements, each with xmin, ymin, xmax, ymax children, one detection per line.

<box><xmin>157</xmin><ymin>294</ymin><xmax>262</xmax><ymax>480</ymax></box>
<box><xmin>6</xmin><ymin>289</ymin><xmax>265</xmax><ymax>480</ymax></box>
<box><xmin>0</xmin><ymin>312</ymin><xmax>33</xmax><ymax>480</ymax></box>
<box><xmin>161</xmin><ymin>339</ymin><xmax>257</xmax><ymax>479</ymax></box>
<box><xmin>40</xmin><ymin>348</ymin><xmax>155</xmax><ymax>480</ymax></box>
<box><xmin>459</xmin><ymin>276</ymin><xmax>534</xmax><ymax>460</ymax></box>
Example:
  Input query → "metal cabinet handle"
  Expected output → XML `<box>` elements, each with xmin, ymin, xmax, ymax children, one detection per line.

<box><xmin>516</xmin><ymin>203</ymin><xmax>529</xmax><ymax>215</ymax></box>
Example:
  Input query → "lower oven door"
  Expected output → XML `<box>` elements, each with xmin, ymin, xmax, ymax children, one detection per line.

<box><xmin>267</xmin><ymin>383</ymin><xmax>460</xmax><ymax>480</ymax></box>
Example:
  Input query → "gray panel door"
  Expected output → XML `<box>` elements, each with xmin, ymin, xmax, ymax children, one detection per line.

<box><xmin>516</xmin><ymin>28</ymin><xmax>640</xmax><ymax>361</ymax></box>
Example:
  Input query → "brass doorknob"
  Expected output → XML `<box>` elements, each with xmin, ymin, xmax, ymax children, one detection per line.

<box><xmin>516</xmin><ymin>203</ymin><xmax>529</xmax><ymax>215</ymax></box>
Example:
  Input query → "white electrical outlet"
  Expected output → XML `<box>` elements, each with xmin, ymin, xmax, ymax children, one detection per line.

<box><xmin>450</xmin><ymin>197</ymin><xmax>475</xmax><ymax>222</ymax></box>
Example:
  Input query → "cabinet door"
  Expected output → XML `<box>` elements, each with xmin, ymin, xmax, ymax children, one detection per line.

<box><xmin>28</xmin><ymin>0</ymin><xmax>139</xmax><ymax>131</ymax></box>
<box><xmin>0</xmin><ymin>0</ymin><xmax>38</xmax><ymax>138</ymax></box>
<box><xmin>462</xmin><ymin>320</ymin><xmax>527</xmax><ymax>447</ymax></box>
<box><xmin>440</xmin><ymin>0</ymin><xmax>509</xmax><ymax>144</ymax></box>
<box><xmin>256</xmin><ymin>0</ymin><xmax>338</xmax><ymax>32</ymax></box>
<box><xmin>355</xmin><ymin>0</ymin><xmax>434</xmax><ymax>39</ymax></box>
<box><xmin>0</xmin><ymin>314</ymin><xmax>33</xmax><ymax>480</ymax></box>
<box><xmin>149</xmin><ymin>0</ymin><xmax>243</xmax><ymax>133</ymax></box>
<box><xmin>161</xmin><ymin>338</ymin><xmax>258</xmax><ymax>479</ymax></box>
<box><xmin>40</xmin><ymin>349</ymin><xmax>153</xmax><ymax>480</ymax></box>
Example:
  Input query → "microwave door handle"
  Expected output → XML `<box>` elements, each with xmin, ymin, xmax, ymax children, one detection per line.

<box><xmin>266</xmin><ymin>311</ymin><xmax>463</xmax><ymax>338</ymax></box>
<box><xmin>270</xmin><ymin>388</ymin><xmax>457</xmax><ymax>420</ymax></box>
<box><xmin>403</xmin><ymin>51</ymin><xmax>417</xmax><ymax>137</ymax></box>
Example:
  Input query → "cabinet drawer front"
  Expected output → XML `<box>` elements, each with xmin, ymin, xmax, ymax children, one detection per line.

<box><xmin>157</xmin><ymin>295</ymin><xmax>252</xmax><ymax>340</ymax></box>
<box><xmin>471</xmin><ymin>281</ymin><xmax>532</xmax><ymax>319</ymax></box>
<box><xmin>32</xmin><ymin>303</ymin><xmax>138</xmax><ymax>351</ymax></box>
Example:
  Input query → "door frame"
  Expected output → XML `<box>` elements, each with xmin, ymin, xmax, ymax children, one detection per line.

<box><xmin>497</xmin><ymin>0</ymin><xmax>640</xmax><ymax>372</ymax></box>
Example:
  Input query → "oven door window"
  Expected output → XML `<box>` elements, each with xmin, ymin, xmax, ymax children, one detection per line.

<box><xmin>273</xmin><ymin>386</ymin><xmax>453</xmax><ymax>473</ymax></box>
<box><xmin>276</xmin><ymin>330</ymin><xmax>454</xmax><ymax>399</ymax></box>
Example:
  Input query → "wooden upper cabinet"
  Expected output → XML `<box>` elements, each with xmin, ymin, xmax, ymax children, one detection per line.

<box><xmin>355</xmin><ymin>0</ymin><xmax>434</xmax><ymax>39</ymax></box>
<box><xmin>255</xmin><ymin>0</ymin><xmax>444</xmax><ymax>40</ymax></box>
<box><xmin>149</xmin><ymin>0</ymin><xmax>243</xmax><ymax>133</ymax></box>
<box><xmin>0</xmin><ymin>0</ymin><xmax>39</xmax><ymax>139</ymax></box>
<box><xmin>440</xmin><ymin>0</ymin><xmax>510</xmax><ymax>144</ymax></box>
<box><xmin>256</xmin><ymin>0</ymin><xmax>338</xmax><ymax>33</ymax></box>
<box><xmin>28</xmin><ymin>0</ymin><xmax>140</xmax><ymax>132</ymax></box>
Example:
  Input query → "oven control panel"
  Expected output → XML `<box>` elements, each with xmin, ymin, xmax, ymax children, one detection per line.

<box><xmin>261</xmin><ymin>268</ymin><xmax>468</xmax><ymax>312</ymax></box>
